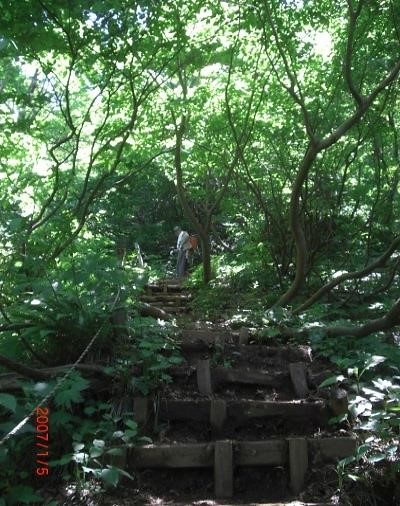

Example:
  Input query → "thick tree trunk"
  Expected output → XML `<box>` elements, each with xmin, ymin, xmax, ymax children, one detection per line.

<box><xmin>200</xmin><ymin>234</ymin><xmax>212</xmax><ymax>284</ymax></box>
<box><xmin>173</xmin><ymin>115</ymin><xmax>213</xmax><ymax>284</ymax></box>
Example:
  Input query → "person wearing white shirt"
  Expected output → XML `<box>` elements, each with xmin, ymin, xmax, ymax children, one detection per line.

<box><xmin>173</xmin><ymin>226</ymin><xmax>190</xmax><ymax>278</ymax></box>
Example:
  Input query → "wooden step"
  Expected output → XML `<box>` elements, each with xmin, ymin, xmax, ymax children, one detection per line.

<box><xmin>141</xmin><ymin>294</ymin><xmax>192</xmax><ymax>302</ymax></box>
<box><xmin>155</xmin><ymin>399</ymin><xmax>328</xmax><ymax>425</ymax></box>
<box><xmin>146</xmin><ymin>283</ymin><xmax>184</xmax><ymax>292</ymax></box>
<box><xmin>161</xmin><ymin>306</ymin><xmax>190</xmax><ymax>313</ymax></box>
<box><xmin>151</xmin><ymin>300</ymin><xmax>190</xmax><ymax>308</ymax></box>
<box><xmin>127</xmin><ymin>437</ymin><xmax>357</xmax><ymax>498</ymax></box>
<box><xmin>166</xmin><ymin>364</ymin><xmax>291</xmax><ymax>391</ymax></box>
<box><xmin>129</xmin><ymin>437</ymin><xmax>356</xmax><ymax>468</ymax></box>
<box><xmin>169</xmin><ymin>502</ymin><xmax>332</xmax><ymax>506</ymax></box>
<box><xmin>180</xmin><ymin>329</ymin><xmax>234</xmax><ymax>345</ymax></box>
<box><xmin>178</xmin><ymin>339</ymin><xmax>312</xmax><ymax>363</ymax></box>
<box><xmin>214</xmin><ymin>366</ymin><xmax>289</xmax><ymax>388</ymax></box>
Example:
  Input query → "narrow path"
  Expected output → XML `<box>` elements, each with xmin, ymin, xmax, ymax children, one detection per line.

<box><xmin>132</xmin><ymin>279</ymin><xmax>355</xmax><ymax>505</ymax></box>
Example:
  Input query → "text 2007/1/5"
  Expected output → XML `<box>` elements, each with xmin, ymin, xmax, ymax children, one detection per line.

<box><xmin>35</xmin><ymin>407</ymin><xmax>50</xmax><ymax>476</ymax></box>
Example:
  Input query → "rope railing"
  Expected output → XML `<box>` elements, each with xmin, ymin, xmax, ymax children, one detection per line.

<box><xmin>0</xmin><ymin>287</ymin><xmax>122</xmax><ymax>447</ymax></box>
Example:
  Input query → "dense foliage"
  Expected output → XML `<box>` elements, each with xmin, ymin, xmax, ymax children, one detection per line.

<box><xmin>0</xmin><ymin>0</ymin><xmax>399</xmax><ymax>503</ymax></box>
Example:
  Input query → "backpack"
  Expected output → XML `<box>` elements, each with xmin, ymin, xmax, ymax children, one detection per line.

<box><xmin>188</xmin><ymin>235</ymin><xmax>198</xmax><ymax>251</ymax></box>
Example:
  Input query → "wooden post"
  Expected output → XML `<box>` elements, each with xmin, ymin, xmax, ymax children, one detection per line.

<box><xmin>289</xmin><ymin>362</ymin><xmax>309</xmax><ymax>398</ymax></box>
<box><xmin>133</xmin><ymin>396</ymin><xmax>149</xmax><ymax>425</ymax></box>
<box><xmin>215</xmin><ymin>334</ymin><xmax>226</xmax><ymax>347</ymax></box>
<box><xmin>289</xmin><ymin>438</ymin><xmax>308</xmax><ymax>495</ymax></box>
<box><xmin>196</xmin><ymin>359</ymin><xmax>213</xmax><ymax>395</ymax></box>
<box><xmin>214</xmin><ymin>440</ymin><xmax>233</xmax><ymax>498</ymax></box>
<box><xmin>239</xmin><ymin>327</ymin><xmax>250</xmax><ymax>345</ymax></box>
<box><xmin>210</xmin><ymin>400</ymin><xmax>227</xmax><ymax>435</ymax></box>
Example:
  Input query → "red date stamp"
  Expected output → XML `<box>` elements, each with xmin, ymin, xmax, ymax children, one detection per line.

<box><xmin>35</xmin><ymin>407</ymin><xmax>50</xmax><ymax>476</ymax></box>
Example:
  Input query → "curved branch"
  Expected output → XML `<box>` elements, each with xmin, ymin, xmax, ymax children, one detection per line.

<box><xmin>283</xmin><ymin>297</ymin><xmax>400</xmax><ymax>339</ymax></box>
<box><xmin>273</xmin><ymin>143</ymin><xmax>318</xmax><ymax>307</ymax></box>
<box><xmin>0</xmin><ymin>353</ymin><xmax>50</xmax><ymax>380</ymax></box>
<box><xmin>344</xmin><ymin>0</ymin><xmax>366</xmax><ymax>106</ymax></box>
<box><xmin>293</xmin><ymin>236</ymin><xmax>400</xmax><ymax>314</ymax></box>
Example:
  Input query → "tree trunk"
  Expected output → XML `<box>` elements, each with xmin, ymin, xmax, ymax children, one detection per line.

<box><xmin>200</xmin><ymin>233</ymin><xmax>212</xmax><ymax>284</ymax></box>
<box><xmin>274</xmin><ymin>144</ymin><xmax>318</xmax><ymax>307</ymax></box>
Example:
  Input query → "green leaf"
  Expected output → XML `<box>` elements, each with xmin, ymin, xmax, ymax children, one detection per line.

<box><xmin>112</xmin><ymin>466</ymin><xmax>135</xmax><ymax>480</ymax></box>
<box><xmin>347</xmin><ymin>473</ymin><xmax>361</xmax><ymax>481</ymax></box>
<box><xmin>125</xmin><ymin>419</ymin><xmax>138</xmax><ymax>430</ymax></box>
<box><xmin>0</xmin><ymin>393</ymin><xmax>17</xmax><ymax>412</ymax></box>
<box><xmin>328</xmin><ymin>413</ymin><xmax>348</xmax><ymax>425</ymax></box>
<box><xmin>139</xmin><ymin>436</ymin><xmax>153</xmax><ymax>444</ymax></box>
<box><xmin>367</xmin><ymin>453</ymin><xmax>386</xmax><ymax>463</ymax></box>
<box><xmin>49</xmin><ymin>453</ymin><xmax>73</xmax><ymax>466</ymax></box>
<box><xmin>338</xmin><ymin>455</ymin><xmax>356</xmax><ymax>467</ymax></box>
<box><xmin>319</xmin><ymin>374</ymin><xmax>345</xmax><ymax>388</ymax></box>
<box><xmin>105</xmin><ymin>447</ymin><xmax>125</xmax><ymax>456</ymax></box>
<box><xmin>54</xmin><ymin>372</ymin><xmax>89</xmax><ymax>409</ymax></box>
<box><xmin>84</xmin><ymin>406</ymin><xmax>97</xmax><ymax>415</ymax></box>
<box><xmin>101</xmin><ymin>466</ymin><xmax>120</xmax><ymax>487</ymax></box>
<box><xmin>90</xmin><ymin>439</ymin><xmax>105</xmax><ymax>458</ymax></box>
<box><xmin>356</xmin><ymin>444</ymin><xmax>371</xmax><ymax>457</ymax></box>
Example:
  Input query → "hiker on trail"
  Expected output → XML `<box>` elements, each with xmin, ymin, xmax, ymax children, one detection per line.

<box><xmin>173</xmin><ymin>226</ymin><xmax>190</xmax><ymax>278</ymax></box>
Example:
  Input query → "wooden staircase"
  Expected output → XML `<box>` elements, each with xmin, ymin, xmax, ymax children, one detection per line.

<box><xmin>140</xmin><ymin>278</ymin><xmax>192</xmax><ymax>316</ymax></box>
<box><xmin>129</xmin><ymin>280</ymin><xmax>355</xmax><ymax>504</ymax></box>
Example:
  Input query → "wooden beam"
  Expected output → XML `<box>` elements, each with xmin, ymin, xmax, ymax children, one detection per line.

<box><xmin>141</xmin><ymin>294</ymin><xmax>192</xmax><ymax>302</ymax></box>
<box><xmin>214</xmin><ymin>367</ymin><xmax>288</xmax><ymax>387</ymax></box>
<box><xmin>289</xmin><ymin>438</ymin><xmax>308</xmax><ymax>494</ymax></box>
<box><xmin>228</xmin><ymin>400</ymin><xmax>327</xmax><ymax>423</ymax></box>
<box><xmin>236</xmin><ymin>440</ymin><xmax>287</xmax><ymax>466</ymax></box>
<box><xmin>128</xmin><ymin>437</ymin><xmax>356</xmax><ymax>471</ymax></box>
<box><xmin>180</xmin><ymin>329</ymin><xmax>232</xmax><ymax>344</ymax></box>
<box><xmin>157</xmin><ymin>398</ymin><xmax>327</xmax><ymax>425</ymax></box>
<box><xmin>308</xmin><ymin>437</ymin><xmax>357</xmax><ymax>460</ymax></box>
<box><xmin>130</xmin><ymin>443</ymin><xmax>214</xmax><ymax>468</ymax></box>
<box><xmin>214</xmin><ymin>440</ymin><xmax>233</xmax><ymax>498</ymax></box>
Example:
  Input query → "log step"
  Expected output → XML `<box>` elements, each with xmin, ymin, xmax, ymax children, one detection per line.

<box><xmin>178</xmin><ymin>339</ymin><xmax>312</xmax><ymax>363</ymax></box>
<box><xmin>156</xmin><ymin>399</ymin><xmax>328</xmax><ymax>424</ymax></box>
<box><xmin>152</xmin><ymin>301</ymin><xmax>190</xmax><ymax>308</ymax></box>
<box><xmin>213</xmin><ymin>365</ymin><xmax>289</xmax><ymax>389</ymax></box>
<box><xmin>166</xmin><ymin>363</ymin><xmax>290</xmax><ymax>390</ymax></box>
<box><xmin>129</xmin><ymin>437</ymin><xmax>356</xmax><ymax>467</ymax></box>
<box><xmin>128</xmin><ymin>437</ymin><xmax>357</xmax><ymax>497</ymax></box>
<box><xmin>141</xmin><ymin>294</ymin><xmax>192</xmax><ymax>302</ymax></box>
<box><xmin>160</xmin><ymin>306</ymin><xmax>190</xmax><ymax>313</ymax></box>
<box><xmin>146</xmin><ymin>284</ymin><xmax>184</xmax><ymax>292</ymax></box>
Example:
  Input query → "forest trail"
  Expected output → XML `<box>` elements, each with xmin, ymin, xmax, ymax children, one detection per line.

<box><xmin>124</xmin><ymin>280</ymin><xmax>357</xmax><ymax>505</ymax></box>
